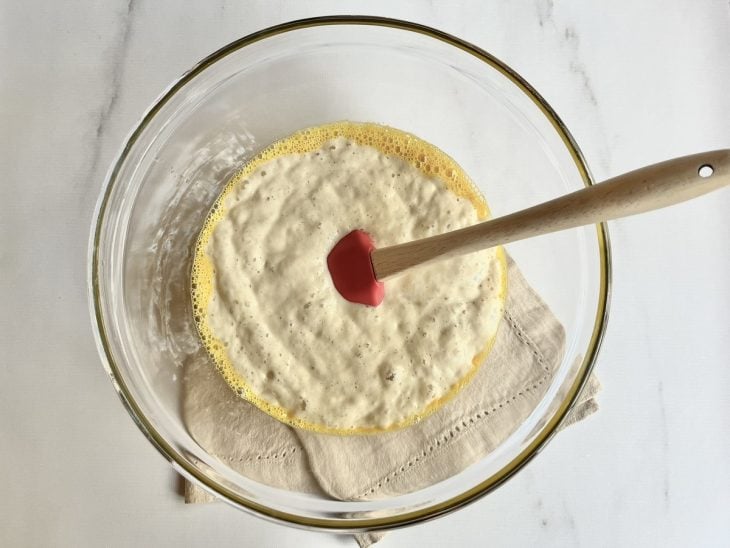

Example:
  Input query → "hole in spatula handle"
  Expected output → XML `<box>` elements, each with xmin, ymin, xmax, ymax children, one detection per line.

<box><xmin>698</xmin><ymin>164</ymin><xmax>714</xmax><ymax>178</ymax></box>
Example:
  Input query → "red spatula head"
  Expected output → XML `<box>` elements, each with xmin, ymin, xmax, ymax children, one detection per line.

<box><xmin>327</xmin><ymin>229</ymin><xmax>384</xmax><ymax>307</ymax></box>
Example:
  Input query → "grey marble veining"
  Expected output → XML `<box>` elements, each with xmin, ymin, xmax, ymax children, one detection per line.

<box><xmin>530</xmin><ymin>0</ymin><xmax>613</xmax><ymax>174</ymax></box>
<box><xmin>535</xmin><ymin>0</ymin><xmax>554</xmax><ymax>28</ymax></box>
<box><xmin>561</xmin><ymin>26</ymin><xmax>598</xmax><ymax>107</ymax></box>
<box><xmin>82</xmin><ymin>0</ymin><xmax>137</xmax><ymax>197</ymax></box>
<box><xmin>656</xmin><ymin>380</ymin><xmax>671</xmax><ymax>510</ymax></box>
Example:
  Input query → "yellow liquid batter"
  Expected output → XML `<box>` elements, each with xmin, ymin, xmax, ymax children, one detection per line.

<box><xmin>192</xmin><ymin>122</ymin><xmax>507</xmax><ymax>434</ymax></box>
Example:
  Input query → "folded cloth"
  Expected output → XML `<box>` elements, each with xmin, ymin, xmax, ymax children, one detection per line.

<box><xmin>181</xmin><ymin>255</ymin><xmax>601</xmax><ymax>546</ymax></box>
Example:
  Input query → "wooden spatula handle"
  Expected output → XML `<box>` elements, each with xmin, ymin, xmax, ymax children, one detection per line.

<box><xmin>372</xmin><ymin>149</ymin><xmax>730</xmax><ymax>280</ymax></box>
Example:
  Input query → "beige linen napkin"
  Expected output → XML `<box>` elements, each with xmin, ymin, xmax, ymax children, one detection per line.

<box><xmin>182</xmin><ymin>256</ymin><xmax>600</xmax><ymax>545</ymax></box>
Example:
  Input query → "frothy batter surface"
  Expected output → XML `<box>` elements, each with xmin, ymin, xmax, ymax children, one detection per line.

<box><xmin>192</xmin><ymin>122</ymin><xmax>506</xmax><ymax>433</ymax></box>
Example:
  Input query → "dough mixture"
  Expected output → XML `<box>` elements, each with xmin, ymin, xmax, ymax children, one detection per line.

<box><xmin>192</xmin><ymin>122</ymin><xmax>506</xmax><ymax>434</ymax></box>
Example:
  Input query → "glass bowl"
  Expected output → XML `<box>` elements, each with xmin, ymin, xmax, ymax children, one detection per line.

<box><xmin>89</xmin><ymin>16</ymin><xmax>610</xmax><ymax>531</ymax></box>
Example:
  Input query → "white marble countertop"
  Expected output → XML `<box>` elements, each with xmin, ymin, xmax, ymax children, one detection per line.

<box><xmin>2</xmin><ymin>1</ymin><xmax>729</xmax><ymax>546</ymax></box>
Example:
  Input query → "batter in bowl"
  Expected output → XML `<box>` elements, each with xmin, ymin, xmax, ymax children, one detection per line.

<box><xmin>192</xmin><ymin>122</ymin><xmax>506</xmax><ymax>434</ymax></box>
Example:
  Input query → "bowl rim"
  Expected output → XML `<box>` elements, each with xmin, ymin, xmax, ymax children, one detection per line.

<box><xmin>88</xmin><ymin>15</ymin><xmax>611</xmax><ymax>532</ymax></box>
